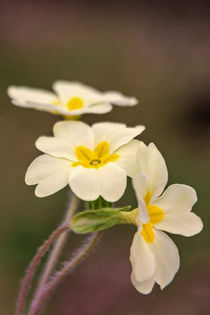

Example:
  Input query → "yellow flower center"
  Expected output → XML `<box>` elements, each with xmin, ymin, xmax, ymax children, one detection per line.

<box><xmin>52</xmin><ymin>97</ymin><xmax>84</xmax><ymax>111</ymax></box>
<box><xmin>141</xmin><ymin>190</ymin><xmax>164</xmax><ymax>243</ymax></box>
<box><xmin>66</xmin><ymin>97</ymin><xmax>84</xmax><ymax>111</ymax></box>
<box><xmin>72</xmin><ymin>141</ymin><xmax>119</xmax><ymax>169</ymax></box>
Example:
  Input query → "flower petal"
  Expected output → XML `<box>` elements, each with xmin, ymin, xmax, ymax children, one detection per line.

<box><xmin>156</xmin><ymin>212</ymin><xmax>203</xmax><ymax>237</ymax></box>
<box><xmin>81</xmin><ymin>103</ymin><xmax>112</xmax><ymax>114</ymax></box>
<box><xmin>131</xmin><ymin>230</ymin><xmax>180</xmax><ymax>293</ymax></box>
<box><xmin>138</xmin><ymin>197</ymin><xmax>150</xmax><ymax>224</ymax></box>
<box><xmin>69</xmin><ymin>166</ymin><xmax>100</xmax><ymax>201</ymax></box>
<box><xmin>24</xmin><ymin>101</ymin><xmax>60</xmax><ymax>114</ymax></box>
<box><xmin>69</xmin><ymin>163</ymin><xmax>127</xmax><ymax>202</ymax></box>
<box><xmin>137</xmin><ymin>142</ymin><xmax>168</xmax><ymax>200</ymax></box>
<box><xmin>40</xmin><ymin>103</ymin><xmax>113</xmax><ymax>116</ymax></box>
<box><xmin>25</xmin><ymin>101</ymin><xmax>92</xmax><ymax>116</ymax></box>
<box><xmin>97</xmin><ymin>163</ymin><xmax>127</xmax><ymax>202</ymax></box>
<box><xmin>53</xmin><ymin>81</ymin><xmax>102</xmax><ymax>104</ymax></box>
<box><xmin>53</xmin><ymin>121</ymin><xmax>95</xmax><ymax>150</ymax></box>
<box><xmin>115</xmin><ymin>140</ymin><xmax>141</xmax><ymax>177</ymax></box>
<box><xmin>35</xmin><ymin>137</ymin><xmax>76</xmax><ymax>160</ymax></box>
<box><xmin>153</xmin><ymin>184</ymin><xmax>203</xmax><ymax>236</ymax></box>
<box><xmin>92</xmin><ymin>122</ymin><xmax>145</xmax><ymax>153</ymax></box>
<box><xmin>102</xmin><ymin>90</ymin><xmax>138</xmax><ymax>106</ymax></box>
<box><xmin>153</xmin><ymin>184</ymin><xmax>197</xmax><ymax>213</ymax></box>
<box><xmin>131</xmin><ymin>273</ymin><xmax>155</xmax><ymax>294</ymax></box>
<box><xmin>130</xmin><ymin>231</ymin><xmax>156</xmax><ymax>282</ymax></box>
<box><xmin>150</xmin><ymin>229</ymin><xmax>180</xmax><ymax>290</ymax></box>
<box><xmin>132</xmin><ymin>173</ymin><xmax>148</xmax><ymax>199</ymax></box>
<box><xmin>7</xmin><ymin>86</ymin><xmax>57</xmax><ymax>106</ymax></box>
<box><xmin>25</xmin><ymin>154</ymin><xmax>70</xmax><ymax>197</ymax></box>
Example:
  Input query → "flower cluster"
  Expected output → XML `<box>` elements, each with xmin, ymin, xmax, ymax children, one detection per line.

<box><xmin>25</xmin><ymin>121</ymin><xmax>144</xmax><ymax>201</ymax></box>
<box><xmin>8</xmin><ymin>80</ymin><xmax>203</xmax><ymax>294</ymax></box>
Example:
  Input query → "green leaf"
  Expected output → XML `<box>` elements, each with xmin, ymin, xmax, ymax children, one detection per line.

<box><xmin>70</xmin><ymin>206</ymin><xmax>131</xmax><ymax>234</ymax></box>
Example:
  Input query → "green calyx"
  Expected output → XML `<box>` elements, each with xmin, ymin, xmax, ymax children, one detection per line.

<box><xmin>70</xmin><ymin>206</ymin><xmax>138</xmax><ymax>234</ymax></box>
<box><xmin>87</xmin><ymin>196</ymin><xmax>112</xmax><ymax>210</ymax></box>
<box><xmin>70</xmin><ymin>206</ymin><xmax>134</xmax><ymax>234</ymax></box>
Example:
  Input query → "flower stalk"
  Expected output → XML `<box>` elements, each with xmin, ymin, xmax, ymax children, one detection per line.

<box><xmin>33</xmin><ymin>193</ymin><xmax>79</xmax><ymax>297</ymax></box>
<box><xmin>15</xmin><ymin>223</ymin><xmax>69</xmax><ymax>315</ymax></box>
<box><xmin>29</xmin><ymin>232</ymin><xmax>102</xmax><ymax>315</ymax></box>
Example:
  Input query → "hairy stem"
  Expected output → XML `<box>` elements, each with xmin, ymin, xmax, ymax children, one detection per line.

<box><xmin>35</xmin><ymin>193</ymin><xmax>79</xmax><ymax>294</ymax></box>
<box><xmin>29</xmin><ymin>232</ymin><xmax>102</xmax><ymax>315</ymax></box>
<box><xmin>15</xmin><ymin>224</ymin><xmax>69</xmax><ymax>315</ymax></box>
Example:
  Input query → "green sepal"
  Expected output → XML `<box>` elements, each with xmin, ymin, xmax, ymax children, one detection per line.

<box><xmin>70</xmin><ymin>206</ymin><xmax>131</xmax><ymax>234</ymax></box>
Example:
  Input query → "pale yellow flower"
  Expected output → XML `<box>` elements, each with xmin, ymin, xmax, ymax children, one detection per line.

<box><xmin>25</xmin><ymin>121</ymin><xmax>145</xmax><ymax>202</ymax></box>
<box><xmin>130</xmin><ymin>142</ymin><xmax>203</xmax><ymax>294</ymax></box>
<box><xmin>8</xmin><ymin>81</ymin><xmax>138</xmax><ymax>117</ymax></box>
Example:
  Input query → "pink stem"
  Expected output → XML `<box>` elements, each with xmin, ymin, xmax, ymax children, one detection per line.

<box><xmin>29</xmin><ymin>232</ymin><xmax>102</xmax><ymax>315</ymax></box>
<box><xmin>15</xmin><ymin>223</ymin><xmax>69</xmax><ymax>315</ymax></box>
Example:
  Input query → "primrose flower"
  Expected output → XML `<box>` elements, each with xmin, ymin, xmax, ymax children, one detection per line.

<box><xmin>8</xmin><ymin>81</ymin><xmax>138</xmax><ymax>117</ymax></box>
<box><xmin>25</xmin><ymin>121</ymin><xmax>145</xmax><ymax>202</ymax></box>
<box><xmin>129</xmin><ymin>142</ymin><xmax>203</xmax><ymax>294</ymax></box>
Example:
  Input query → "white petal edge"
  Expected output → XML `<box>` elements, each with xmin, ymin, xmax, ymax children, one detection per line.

<box><xmin>68</xmin><ymin>166</ymin><xmax>100</xmax><ymax>201</ymax></box>
<box><xmin>53</xmin><ymin>121</ymin><xmax>95</xmax><ymax>150</ymax></box>
<box><xmin>132</xmin><ymin>173</ymin><xmax>148</xmax><ymax>199</ymax></box>
<box><xmin>131</xmin><ymin>273</ymin><xmax>155</xmax><ymax>294</ymax></box>
<box><xmin>153</xmin><ymin>184</ymin><xmax>197</xmax><ymax>213</ymax></box>
<box><xmin>137</xmin><ymin>142</ymin><xmax>168</xmax><ymax>201</ymax></box>
<box><xmin>102</xmin><ymin>90</ymin><xmax>138</xmax><ymax>106</ymax></box>
<box><xmin>92</xmin><ymin>122</ymin><xmax>145</xmax><ymax>153</ymax></box>
<box><xmin>153</xmin><ymin>184</ymin><xmax>203</xmax><ymax>236</ymax></box>
<box><xmin>130</xmin><ymin>231</ymin><xmax>156</xmax><ymax>283</ymax></box>
<box><xmin>96</xmin><ymin>163</ymin><xmax>127</xmax><ymax>202</ymax></box>
<box><xmin>137</xmin><ymin>197</ymin><xmax>150</xmax><ymax>224</ymax></box>
<box><xmin>80</xmin><ymin>103</ymin><xmax>112</xmax><ymax>114</ymax></box>
<box><xmin>155</xmin><ymin>212</ymin><xmax>203</xmax><ymax>237</ymax></box>
<box><xmin>150</xmin><ymin>229</ymin><xmax>180</xmax><ymax>290</ymax></box>
<box><xmin>25</xmin><ymin>154</ymin><xmax>70</xmax><ymax>197</ymax></box>
<box><xmin>26</xmin><ymin>101</ymin><xmax>112</xmax><ymax>116</ymax></box>
<box><xmin>35</xmin><ymin>136</ymin><xmax>76</xmax><ymax>160</ymax></box>
<box><xmin>68</xmin><ymin>163</ymin><xmax>127</xmax><ymax>202</ymax></box>
<box><xmin>115</xmin><ymin>139</ymin><xmax>141</xmax><ymax>177</ymax></box>
<box><xmin>11</xmin><ymin>100</ymin><xmax>59</xmax><ymax>115</ymax></box>
<box><xmin>53</xmin><ymin>80</ymin><xmax>102</xmax><ymax>104</ymax></box>
<box><xmin>8</xmin><ymin>86</ymin><xmax>57</xmax><ymax>105</ymax></box>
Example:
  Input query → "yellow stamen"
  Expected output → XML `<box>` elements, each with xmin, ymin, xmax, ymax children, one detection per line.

<box><xmin>140</xmin><ymin>190</ymin><xmax>165</xmax><ymax>243</ymax></box>
<box><xmin>144</xmin><ymin>190</ymin><xmax>152</xmax><ymax>205</ymax></box>
<box><xmin>141</xmin><ymin>223</ymin><xmax>155</xmax><ymax>243</ymax></box>
<box><xmin>72</xmin><ymin>141</ymin><xmax>119</xmax><ymax>169</ymax></box>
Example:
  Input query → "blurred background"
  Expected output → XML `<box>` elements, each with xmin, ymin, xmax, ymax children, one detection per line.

<box><xmin>0</xmin><ymin>0</ymin><xmax>210</xmax><ymax>314</ymax></box>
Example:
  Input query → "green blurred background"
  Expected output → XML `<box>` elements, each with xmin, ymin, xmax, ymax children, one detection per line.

<box><xmin>1</xmin><ymin>1</ymin><xmax>210</xmax><ymax>314</ymax></box>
